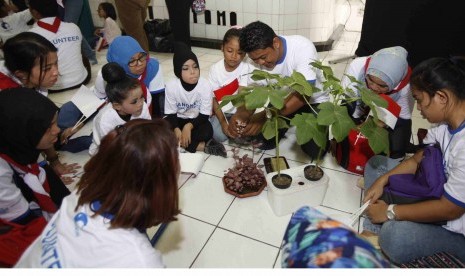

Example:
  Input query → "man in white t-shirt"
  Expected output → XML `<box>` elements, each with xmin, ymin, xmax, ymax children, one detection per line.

<box><xmin>230</xmin><ymin>21</ymin><xmax>329</xmax><ymax>160</ymax></box>
<box><xmin>28</xmin><ymin>0</ymin><xmax>89</xmax><ymax>91</ymax></box>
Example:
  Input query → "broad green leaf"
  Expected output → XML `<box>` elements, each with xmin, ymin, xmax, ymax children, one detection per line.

<box><xmin>290</xmin><ymin>113</ymin><xmax>327</xmax><ymax>148</ymax></box>
<box><xmin>269</xmin><ymin>89</ymin><xmax>289</xmax><ymax>110</ymax></box>
<box><xmin>250</xmin><ymin>69</ymin><xmax>269</xmax><ymax>81</ymax></box>
<box><xmin>359</xmin><ymin>86</ymin><xmax>388</xmax><ymax>108</ymax></box>
<box><xmin>359</xmin><ymin>118</ymin><xmax>390</xmax><ymax>154</ymax></box>
<box><xmin>316</xmin><ymin>102</ymin><xmax>337</xmax><ymax>125</ymax></box>
<box><xmin>244</xmin><ymin>87</ymin><xmax>269</xmax><ymax>110</ymax></box>
<box><xmin>331</xmin><ymin>113</ymin><xmax>356</xmax><ymax>142</ymax></box>
<box><xmin>219</xmin><ymin>93</ymin><xmax>246</xmax><ymax>109</ymax></box>
<box><xmin>262</xmin><ymin>118</ymin><xmax>275</xmax><ymax>140</ymax></box>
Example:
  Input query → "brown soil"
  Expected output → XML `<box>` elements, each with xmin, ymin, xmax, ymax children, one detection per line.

<box><xmin>304</xmin><ymin>165</ymin><xmax>324</xmax><ymax>181</ymax></box>
<box><xmin>272</xmin><ymin>174</ymin><xmax>292</xmax><ymax>189</ymax></box>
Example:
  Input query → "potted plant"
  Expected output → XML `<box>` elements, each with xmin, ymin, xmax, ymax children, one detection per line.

<box><xmin>222</xmin><ymin>147</ymin><xmax>267</xmax><ymax>197</ymax></box>
<box><xmin>290</xmin><ymin>61</ymin><xmax>390</xmax><ymax>180</ymax></box>
<box><xmin>220</xmin><ymin>61</ymin><xmax>389</xmax><ymax>184</ymax></box>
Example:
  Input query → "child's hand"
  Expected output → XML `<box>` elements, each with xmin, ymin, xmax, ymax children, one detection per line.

<box><xmin>60</xmin><ymin>125</ymin><xmax>83</xmax><ymax>145</ymax></box>
<box><xmin>174</xmin><ymin>128</ymin><xmax>182</xmax><ymax>143</ymax></box>
<box><xmin>181</xmin><ymin>124</ymin><xmax>193</xmax><ymax>148</ymax></box>
<box><xmin>50</xmin><ymin>161</ymin><xmax>82</xmax><ymax>185</ymax></box>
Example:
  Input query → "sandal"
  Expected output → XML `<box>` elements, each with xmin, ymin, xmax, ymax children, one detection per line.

<box><xmin>204</xmin><ymin>139</ymin><xmax>227</xmax><ymax>158</ymax></box>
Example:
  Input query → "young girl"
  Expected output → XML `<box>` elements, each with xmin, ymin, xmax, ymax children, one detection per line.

<box><xmin>89</xmin><ymin>62</ymin><xmax>151</xmax><ymax>155</ymax></box>
<box><xmin>93</xmin><ymin>2</ymin><xmax>121</xmax><ymax>48</ymax></box>
<box><xmin>94</xmin><ymin>36</ymin><xmax>165</xmax><ymax>118</ymax></box>
<box><xmin>341</xmin><ymin>46</ymin><xmax>414</xmax><ymax>159</ymax></box>
<box><xmin>1</xmin><ymin>32</ymin><xmax>82</xmax><ymax>183</ymax></box>
<box><xmin>165</xmin><ymin>42</ymin><xmax>227</xmax><ymax>157</ymax></box>
<box><xmin>0</xmin><ymin>88</ymin><xmax>70</xmax><ymax>267</ymax></box>
<box><xmin>362</xmin><ymin>57</ymin><xmax>465</xmax><ymax>264</ymax></box>
<box><xmin>16</xmin><ymin>119</ymin><xmax>180</xmax><ymax>267</ymax></box>
<box><xmin>208</xmin><ymin>27</ymin><xmax>252</xmax><ymax>143</ymax></box>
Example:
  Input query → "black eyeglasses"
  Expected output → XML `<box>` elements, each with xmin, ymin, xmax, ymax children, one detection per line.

<box><xmin>128</xmin><ymin>52</ymin><xmax>148</xmax><ymax>67</ymax></box>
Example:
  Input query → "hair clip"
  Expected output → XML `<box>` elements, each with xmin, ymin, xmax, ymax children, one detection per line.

<box><xmin>115</xmin><ymin>124</ymin><xmax>126</xmax><ymax>135</ymax></box>
<box><xmin>230</xmin><ymin>25</ymin><xmax>242</xmax><ymax>30</ymax></box>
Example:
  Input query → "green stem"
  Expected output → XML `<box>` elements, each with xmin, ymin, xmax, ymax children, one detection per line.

<box><xmin>275</xmin><ymin>111</ymin><xmax>280</xmax><ymax>177</ymax></box>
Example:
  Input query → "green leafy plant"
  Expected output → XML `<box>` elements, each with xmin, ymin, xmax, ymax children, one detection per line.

<box><xmin>220</xmin><ymin>60</ymin><xmax>390</xmax><ymax>174</ymax></box>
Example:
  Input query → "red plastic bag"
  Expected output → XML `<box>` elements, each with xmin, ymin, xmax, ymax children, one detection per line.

<box><xmin>330</xmin><ymin>129</ymin><xmax>374</xmax><ymax>175</ymax></box>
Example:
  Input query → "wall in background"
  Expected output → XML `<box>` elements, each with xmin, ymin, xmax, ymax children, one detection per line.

<box><xmin>88</xmin><ymin>0</ymin><xmax>364</xmax><ymax>44</ymax></box>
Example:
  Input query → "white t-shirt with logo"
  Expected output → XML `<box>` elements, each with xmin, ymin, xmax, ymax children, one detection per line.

<box><xmin>0</xmin><ymin>9</ymin><xmax>32</xmax><ymax>43</ymax></box>
<box><xmin>30</xmin><ymin>17</ymin><xmax>87</xmax><ymax>91</ymax></box>
<box><xmin>15</xmin><ymin>191</ymin><xmax>164</xmax><ymax>268</ymax></box>
<box><xmin>164</xmin><ymin>77</ymin><xmax>213</xmax><ymax>119</ymax></box>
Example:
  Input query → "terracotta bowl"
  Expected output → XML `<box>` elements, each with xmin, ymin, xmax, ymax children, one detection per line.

<box><xmin>222</xmin><ymin>177</ymin><xmax>267</xmax><ymax>198</ymax></box>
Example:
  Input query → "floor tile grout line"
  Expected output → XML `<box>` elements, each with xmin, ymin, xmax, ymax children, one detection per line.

<box><xmin>184</xmin><ymin>195</ymin><xmax>238</xmax><ymax>268</ymax></box>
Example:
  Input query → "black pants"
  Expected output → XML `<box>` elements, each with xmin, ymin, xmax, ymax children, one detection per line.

<box><xmin>389</xmin><ymin>118</ymin><xmax>412</xmax><ymax>159</ymax></box>
<box><xmin>151</xmin><ymin>92</ymin><xmax>165</xmax><ymax>118</ymax></box>
<box><xmin>165</xmin><ymin>0</ymin><xmax>194</xmax><ymax>47</ymax></box>
<box><xmin>174</xmin><ymin>117</ymin><xmax>213</xmax><ymax>153</ymax></box>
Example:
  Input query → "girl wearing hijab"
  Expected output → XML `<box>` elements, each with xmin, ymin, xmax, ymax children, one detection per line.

<box><xmin>341</xmin><ymin>46</ymin><xmax>414</xmax><ymax>159</ymax></box>
<box><xmin>164</xmin><ymin>43</ymin><xmax>227</xmax><ymax>157</ymax></box>
<box><xmin>0</xmin><ymin>88</ymin><xmax>70</xmax><ymax>267</ymax></box>
<box><xmin>94</xmin><ymin>35</ymin><xmax>165</xmax><ymax>118</ymax></box>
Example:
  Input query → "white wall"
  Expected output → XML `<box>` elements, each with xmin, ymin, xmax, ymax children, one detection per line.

<box><xmin>88</xmin><ymin>0</ymin><xmax>364</xmax><ymax>43</ymax></box>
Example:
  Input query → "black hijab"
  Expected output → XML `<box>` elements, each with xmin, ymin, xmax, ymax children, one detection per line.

<box><xmin>0</xmin><ymin>88</ymin><xmax>58</xmax><ymax>165</ymax></box>
<box><xmin>173</xmin><ymin>42</ymin><xmax>199</xmax><ymax>91</ymax></box>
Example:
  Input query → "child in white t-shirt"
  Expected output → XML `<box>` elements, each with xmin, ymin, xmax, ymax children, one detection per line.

<box><xmin>165</xmin><ymin>43</ymin><xmax>227</xmax><ymax>157</ymax></box>
<box><xmin>93</xmin><ymin>2</ymin><xmax>121</xmax><ymax>48</ymax></box>
<box><xmin>89</xmin><ymin>62</ymin><xmax>151</xmax><ymax>155</ymax></box>
<box><xmin>208</xmin><ymin>27</ymin><xmax>252</xmax><ymax>143</ymax></box>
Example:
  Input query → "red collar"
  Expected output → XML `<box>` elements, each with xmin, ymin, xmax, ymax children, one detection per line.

<box><xmin>37</xmin><ymin>17</ymin><xmax>61</xmax><ymax>33</ymax></box>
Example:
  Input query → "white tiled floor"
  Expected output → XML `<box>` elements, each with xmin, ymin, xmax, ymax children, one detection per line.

<box><xmin>50</xmin><ymin>30</ymin><xmax>432</xmax><ymax>269</ymax></box>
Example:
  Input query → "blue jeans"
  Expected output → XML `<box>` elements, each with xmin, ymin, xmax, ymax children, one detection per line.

<box><xmin>57</xmin><ymin>102</ymin><xmax>92</xmax><ymax>153</ymax></box>
<box><xmin>362</xmin><ymin>155</ymin><xmax>401</xmax><ymax>234</ymax></box>
<box><xmin>379</xmin><ymin>220</ymin><xmax>465</xmax><ymax>264</ymax></box>
<box><xmin>209</xmin><ymin>113</ymin><xmax>232</xmax><ymax>143</ymax></box>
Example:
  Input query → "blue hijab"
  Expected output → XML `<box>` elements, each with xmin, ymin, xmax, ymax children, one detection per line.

<box><xmin>106</xmin><ymin>36</ymin><xmax>159</xmax><ymax>89</ymax></box>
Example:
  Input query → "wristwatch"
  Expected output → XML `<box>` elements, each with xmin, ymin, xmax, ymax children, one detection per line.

<box><xmin>386</xmin><ymin>204</ymin><xmax>397</xmax><ymax>220</ymax></box>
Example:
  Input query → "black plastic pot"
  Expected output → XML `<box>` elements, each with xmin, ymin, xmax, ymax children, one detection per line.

<box><xmin>272</xmin><ymin>173</ymin><xmax>292</xmax><ymax>189</ymax></box>
<box><xmin>304</xmin><ymin>165</ymin><xmax>324</xmax><ymax>181</ymax></box>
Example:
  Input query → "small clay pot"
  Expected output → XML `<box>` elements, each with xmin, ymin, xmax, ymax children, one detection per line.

<box><xmin>304</xmin><ymin>165</ymin><xmax>324</xmax><ymax>181</ymax></box>
<box><xmin>272</xmin><ymin>173</ymin><xmax>292</xmax><ymax>189</ymax></box>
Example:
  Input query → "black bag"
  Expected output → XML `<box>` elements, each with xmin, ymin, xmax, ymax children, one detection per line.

<box><xmin>144</xmin><ymin>19</ymin><xmax>174</xmax><ymax>53</ymax></box>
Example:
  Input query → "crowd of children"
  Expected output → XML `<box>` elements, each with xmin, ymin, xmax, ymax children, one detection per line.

<box><xmin>0</xmin><ymin>0</ymin><xmax>464</xmax><ymax>268</ymax></box>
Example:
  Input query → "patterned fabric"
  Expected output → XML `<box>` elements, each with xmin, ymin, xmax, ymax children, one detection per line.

<box><xmin>400</xmin><ymin>252</ymin><xmax>465</xmax><ymax>268</ymax></box>
<box><xmin>281</xmin><ymin>206</ymin><xmax>391</xmax><ymax>268</ymax></box>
